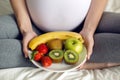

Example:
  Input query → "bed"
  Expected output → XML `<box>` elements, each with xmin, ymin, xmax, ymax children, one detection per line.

<box><xmin>0</xmin><ymin>0</ymin><xmax>120</xmax><ymax>80</ymax></box>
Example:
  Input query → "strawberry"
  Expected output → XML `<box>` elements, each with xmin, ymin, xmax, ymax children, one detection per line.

<box><xmin>36</xmin><ymin>43</ymin><xmax>48</xmax><ymax>55</ymax></box>
<box><xmin>31</xmin><ymin>51</ymin><xmax>43</xmax><ymax>61</ymax></box>
<box><xmin>41</xmin><ymin>56</ymin><xmax>52</xmax><ymax>67</ymax></box>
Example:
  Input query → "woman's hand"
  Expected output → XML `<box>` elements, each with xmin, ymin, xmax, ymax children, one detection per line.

<box><xmin>22</xmin><ymin>31</ymin><xmax>37</xmax><ymax>58</ymax></box>
<box><xmin>11</xmin><ymin>0</ymin><xmax>37</xmax><ymax>58</ymax></box>
<box><xmin>79</xmin><ymin>31</ymin><xmax>94</xmax><ymax>60</ymax></box>
<box><xmin>78</xmin><ymin>0</ymin><xmax>108</xmax><ymax>60</ymax></box>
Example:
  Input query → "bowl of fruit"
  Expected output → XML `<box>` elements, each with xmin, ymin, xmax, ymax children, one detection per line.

<box><xmin>28</xmin><ymin>31</ymin><xmax>87</xmax><ymax>72</ymax></box>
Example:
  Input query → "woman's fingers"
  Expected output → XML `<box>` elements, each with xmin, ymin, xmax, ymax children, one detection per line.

<box><xmin>22</xmin><ymin>40</ymin><xmax>29</xmax><ymax>58</ymax></box>
<box><xmin>22</xmin><ymin>31</ymin><xmax>37</xmax><ymax>58</ymax></box>
<box><xmin>87</xmin><ymin>42</ymin><xmax>94</xmax><ymax>60</ymax></box>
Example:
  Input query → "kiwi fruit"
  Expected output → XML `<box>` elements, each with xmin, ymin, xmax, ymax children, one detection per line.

<box><xmin>64</xmin><ymin>50</ymin><xmax>79</xmax><ymax>64</ymax></box>
<box><xmin>47</xmin><ymin>39</ymin><xmax>63</xmax><ymax>50</ymax></box>
<box><xmin>48</xmin><ymin>50</ymin><xmax>64</xmax><ymax>63</ymax></box>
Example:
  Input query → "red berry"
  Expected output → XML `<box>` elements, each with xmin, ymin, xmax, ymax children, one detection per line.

<box><xmin>41</xmin><ymin>56</ymin><xmax>52</xmax><ymax>67</ymax></box>
<box><xmin>32</xmin><ymin>51</ymin><xmax>43</xmax><ymax>61</ymax></box>
<box><xmin>36</xmin><ymin>43</ymin><xmax>48</xmax><ymax>54</ymax></box>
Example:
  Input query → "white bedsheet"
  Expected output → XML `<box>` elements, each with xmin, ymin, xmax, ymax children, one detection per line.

<box><xmin>0</xmin><ymin>66</ymin><xmax>120</xmax><ymax>80</ymax></box>
<box><xmin>105</xmin><ymin>0</ymin><xmax>120</xmax><ymax>13</ymax></box>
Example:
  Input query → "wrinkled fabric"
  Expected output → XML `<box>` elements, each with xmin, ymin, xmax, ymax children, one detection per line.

<box><xmin>0</xmin><ymin>66</ymin><xmax>120</xmax><ymax>80</ymax></box>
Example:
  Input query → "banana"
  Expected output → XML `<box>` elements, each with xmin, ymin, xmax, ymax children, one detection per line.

<box><xmin>29</xmin><ymin>31</ymin><xmax>84</xmax><ymax>50</ymax></box>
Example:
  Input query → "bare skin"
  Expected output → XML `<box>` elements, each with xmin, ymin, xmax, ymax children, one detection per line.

<box><xmin>10</xmin><ymin>0</ymin><xmax>120</xmax><ymax>69</ymax></box>
<box><xmin>79</xmin><ymin>63</ymin><xmax>120</xmax><ymax>70</ymax></box>
<box><xmin>10</xmin><ymin>0</ymin><xmax>37</xmax><ymax>58</ymax></box>
<box><xmin>79</xmin><ymin>0</ymin><xmax>120</xmax><ymax>69</ymax></box>
<box><xmin>80</xmin><ymin>0</ymin><xmax>108</xmax><ymax>60</ymax></box>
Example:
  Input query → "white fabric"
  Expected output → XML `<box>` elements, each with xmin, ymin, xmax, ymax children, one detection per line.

<box><xmin>0</xmin><ymin>66</ymin><xmax>120</xmax><ymax>80</ymax></box>
<box><xmin>26</xmin><ymin>0</ymin><xmax>91</xmax><ymax>32</ymax></box>
<box><xmin>105</xmin><ymin>0</ymin><xmax>120</xmax><ymax>13</ymax></box>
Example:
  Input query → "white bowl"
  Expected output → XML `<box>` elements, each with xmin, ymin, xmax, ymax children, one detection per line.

<box><xmin>28</xmin><ymin>45</ymin><xmax>87</xmax><ymax>72</ymax></box>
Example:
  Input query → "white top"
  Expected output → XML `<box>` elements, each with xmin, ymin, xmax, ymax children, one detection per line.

<box><xmin>26</xmin><ymin>0</ymin><xmax>91</xmax><ymax>32</ymax></box>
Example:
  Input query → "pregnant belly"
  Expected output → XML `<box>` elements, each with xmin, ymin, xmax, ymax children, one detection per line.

<box><xmin>26</xmin><ymin>0</ymin><xmax>91</xmax><ymax>32</ymax></box>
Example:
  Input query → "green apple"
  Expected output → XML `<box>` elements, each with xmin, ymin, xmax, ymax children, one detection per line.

<box><xmin>64</xmin><ymin>38</ymin><xmax>83</xmax><ymax>54</ymax></box>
